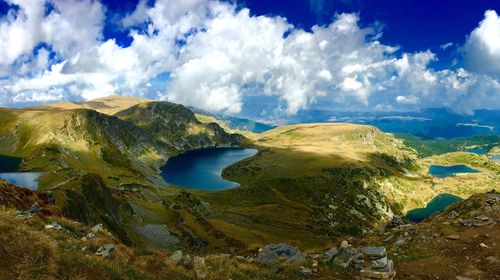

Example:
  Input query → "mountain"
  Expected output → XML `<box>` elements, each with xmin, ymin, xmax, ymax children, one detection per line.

<box><xmin>0</xmin><ymin>96</ymin><xmax>498</xmax><ymax>279</ymax></box>
<box><xmin>34</xmin><ymin>95</ymin><xmax>151</xmax><ymax>115</ymax></box>
<box><xmin>188</xmin><ymin>106</ymin><xmax>276</xmax><ymax>133</ymax></box>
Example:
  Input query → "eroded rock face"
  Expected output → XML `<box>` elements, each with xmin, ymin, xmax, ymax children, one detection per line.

<box><xmin>255</xmin><ymin>243</ymin><xmax>306</xmax><ymax>266</ymax></box>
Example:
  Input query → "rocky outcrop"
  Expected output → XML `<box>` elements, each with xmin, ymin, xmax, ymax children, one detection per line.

<box><xmin>255</xmin><ymin>243</ymin><xmax>306</xmax><ymax>266</ymax></box>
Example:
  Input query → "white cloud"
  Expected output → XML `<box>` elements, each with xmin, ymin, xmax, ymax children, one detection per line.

<box><xmin>396</xmin><ymin>95</ymin><xmax>419</xmax><ymax>104</ymax></box>
<box><xmin>0</xmin><ymin>1</ymin><xmax>499</xmax><ymax>118</ymax></box>
<box><xmin>440</xmin><ymin>42</ymin><xmax>453</xmax><ymax>50</ymax></box>
<box><xmin>463</xmin><ymin>10</ymin><xmax>500</xmax><ymax>79</ymax></box>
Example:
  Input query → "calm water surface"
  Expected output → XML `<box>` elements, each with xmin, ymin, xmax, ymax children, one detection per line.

<box><xmin>405</xmin><ymin>194</ymin><xmax>463</xmax><ymax>222</ymax></box>
<box><xmin>0</xmin><ymin>155</ymin><xmax>40</xmax><ymax>190</ymax></box>
<box><xmin>466</xmin><ymin>147</ymin><xmax>491</xmax><ymax>155</ymax></box>
<box><xmin>161</xmin><ymin>148</ymin><xmax>257</xmax><ymax>191</ymax></box>
<box><xmin>428</xmin><ymin>165</ymin><xmax>479</xmax><ymax>178</ymax></box>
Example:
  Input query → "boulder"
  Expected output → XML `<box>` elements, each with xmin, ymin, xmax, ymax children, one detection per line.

<box><xmin>362</xmin><ymin>247</ymin><xmax>386</xmax><ymax>259</ymax></box>
<box><xmin>92</xmin><ymin>223</ymin><xmax>105</xmax><ymax>233</ymax></box>
<box><xmin>322</xmin><ymin>247</ymin><xmax>339</xmax><ymax>262</ymax></box>
<box><xmin>170</xmin><ymin>250</ymin><xmax>183</xmax><ymax>264</ymax></box>
<box><xmin>95</xmin><ymin>244</ymin><xmax>116</xmax><ymax>258</ymax></box>
<box><xmin>255</xmin><ymin>243</ymin><xmax>306</xmax><ymax>266</ymax></box>
<box><xmin>193</xmin><ymin>256</ymin><xmax>207</xmax><ymax>279</ymax></box>
<box><xmin>299</xmin><ymin>267</ymin><xmax>312</xmax><ymax>277</ymax></box>
<box><xmin>360</xmin><ymin>259</ymin><xmax>396</xmax><ymax>279</ymax></box>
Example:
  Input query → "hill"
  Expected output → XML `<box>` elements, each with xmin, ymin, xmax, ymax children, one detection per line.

<box><xmin>33</xmin><ymin>95</ymin><xmax>151</xmax><ymax>115</ymax></box>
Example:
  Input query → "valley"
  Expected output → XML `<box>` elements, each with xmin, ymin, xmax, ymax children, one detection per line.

<box><xmin>0</xmin><ymin>96</ymin><xmax>498</xmax><ymax>279</ymax></box>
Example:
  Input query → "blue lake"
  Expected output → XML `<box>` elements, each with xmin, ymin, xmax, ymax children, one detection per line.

<box><xmin>0</xmin><ymin>155</ymin><xmax>40</xmax><ymax>190</ymax></box>
<box><xmin>405</xmin><ymin>194</ymin><xmax>463</xmax><ymax>222</ymax></box>
<box><xmin>466</xmin><ymin>147</ymin><xmax>491</xmax><ymax>155</ymax></box>
<box><xmin>160</xmin><ymin>148</ymin><xmax>257</xmax><ymax>191</ymax></box>
<box><xmin>428</xmin><ymin>165</ymin><xmax>479</xmax><ymax>178</ymax></box>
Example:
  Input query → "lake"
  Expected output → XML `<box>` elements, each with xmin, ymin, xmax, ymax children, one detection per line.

<box><xmin>405</xmin><ymin>193</ymin><xmax>463</xmax><ymax>222</ymax></box>
<box><xmin>160</xmin><ymin>148</ymin><xmax>258</xmax><ymax>191</ymax></box>
<box><xmin>466</xmin><ymin>147</ymin><xmax>490</xmax><ymax>155</ymax></box>
<box><xmin>0</xmin><ymin>155</ymin><xmax>41</xmax><ymax>190</ymax></box>
<box><xmin>489</xmin><ymin>154</ymin><xmax>500</xmax><ymax>162</ymax></box>
<box><xmin>428</xmin><ymin>164</ymin><xmax>479</xmax><ymax>178</ymax></box>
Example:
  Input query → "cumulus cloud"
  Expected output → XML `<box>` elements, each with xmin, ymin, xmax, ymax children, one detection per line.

<box><xmin>0</xmin><ymin>0</ymin><xmax>499</xmax><ymax>118</ymax></box>
<box><xmin>463</xmin><ymin>10</ymin><xmax>500</xmax><ymax>79</ymax></box>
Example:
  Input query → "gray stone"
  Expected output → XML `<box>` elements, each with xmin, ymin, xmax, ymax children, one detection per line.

<box><xmin>446</xmin><ymin>235</ymin><xmax>460</xmax><ymax>240</ymax></box>
<box><xmin>193</xmin><ymin>256</ymin><xmax>207</xmax><ymax>279</ymax></box>
<box><xmin>95</xmin><ymin>244</ymin><xmax>116</xmax><ymax>258</ymax></box>
<box><xmin>333</xmin><ymin>254</ymin><xmax>353</xmax><ymax>268</ymax></box>
<box><xmin>255</xmin><ymin>243</ymin><xmax>305</xmax><ymax>266</ymax></box>
<box><xmin>92</xmin><ymin>223</ymin><xmax>104</xmax><ymax>233</ymax></box>
<box><xmin>28</xmin><ymin>202</ymin><xmax>42</xmax><ymax>214</ymax></box>
<box><xmin>322</xmin><ymin>247</ymin><xmax>339</xmax><ymax>262</ymax></box>
<box><xmin>360</xmin><ymin>259</ymin><xmax>395</xmax><ymax>279</ymax></box>
<box><xmin>362</xmin><ymin>247</ymin><xmax>386</xmax><ymax>259</ymax></box>
<box><xmin>0</xmin><ymin>196</ymin><xmax>4</xmax><ymax>204</ymax></box>
<box><xmin>474</xmin><ymin>215</ymin><xmax>490</xmax><ymax>221</ymax></box>
<box><xmin>371</xmin><ymin>256</ymin><xmax>388</xmax><ymax>269</ymax></box>
<box><xmin>299</xmin><ymin>267</ymin><xmax>312</xmax><ymax>276</ymax></box>
<box><xmin>340</xmin><ymin>240</ymin><xmax>349</xmax><ymax>248</ymax></box>
<box><xmin>170</xmin><ymin>250</ymin><xmax>183</xmax><ymax>264</ymax></box>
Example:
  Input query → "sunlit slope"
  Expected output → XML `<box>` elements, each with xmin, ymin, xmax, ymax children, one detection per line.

<box><xmin>0</xmin><ymin>102</ymin><xmax>243</xmax><ymax>189</ymax></box>
<box><xmin>33</xmin><ymin>95</ymin><xmax>151</xmax><ymax>115</ymax></box>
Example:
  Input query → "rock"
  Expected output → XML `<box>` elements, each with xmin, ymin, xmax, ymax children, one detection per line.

<box><xmin>333</xmin><ymin>254</ymin><xmax>353</xmax><ymax>268</ymax></box>
<box><xmin>92</xmin><ymin>223</ymin><xmax>105</xmax><ymax>233</ymax></box>
<box><xmin>340</xmin><ymin>240</ymin><xmax>349</xmax><ymax>249</ymax></box>
<box><xmin>322</xmin><ymin>247</ymin><xmax>339</xmax><ymax>262</ymax></box>
<box><xmin>27</xmin><ymin>202</ymin><xmax>42</xmax><ymax>214</ymax></box>
<box><xmin>45</xmin><ymin>222</ymin><xmax>64</xmax><ymax>231</ymax></box>
<box><xmin>170</xmin><ymin>250</ymin><xmax>183</xmax><ymax>264</ymax></box>
<box><xmin>360</xmin><ymin>259</ymin><xmax>395</xmax><ymax>279</ymax></box>
<box><xmin>312</xmin><ymin>259</ymin><xmax>318</xmax><ymax>273</ymax></box>
<box><xmin>448</xmin><ymin>211</ymin><xmax>459</xmax><ymax>218</ymax></box>
<box><xmin>479</xmin><ymin>243</ymin><xmax>489</xmax><ymax>248</ymax></box>
<box><xmin>394</xmin><ymin>238</ymin><xmax>406</xmax><ymax>246</ymax></box>
<box><xmin>183</xmin><ymin>254</ymin><xmax>193</xmax><ymax>267</ymax></box>
<box><xmin>371</xmin><ymin>256</ymin><xmax>389</xmax><ymax>269</ymax></box>
<box><xmin>472</xmin><ymin>219</ymin><xmax>495</xmax><ymax>227</ymax></box>
<box><xmin>485</xmin><ymin>256</ymin><xmax>498</xmax><ymax>264</ymax></box>
<box><xmin>389</xmin><ymin>215</ymin><xmax>404</xmax><ymax>227</ymax></box>
<box><xmin>474</xmin><ymin>215</ymin><xmax>490</xmax><ymax>221</ymax></box>
<box><xmin>193</xmin><ymin>256</ymin><xmax>207</xmax><ymax>279</ymax></box>
<box><xmin>86</xmin><ymin>232</ymin><xmax>96</xmax><ymax>239</ymax></box>
<box><xmin>362</xmin><ymin>247</ymin><xmax>386</xmax><ymax>259</ymax></box>
<box><xmin>95</xmin><ymin>244</ymin><xmax>116</xmax><ymax>258</ymax></box>
<box><xmin>255</xmin><ymin>243</ymin><xmax>305</xmax><ymax>266</ymax></box>
<box><xmin>455</xmin><ymin>277</ymin><xmax>474</xmax><ymax>280</ymax></box>
<box><xmin>446</xmin><ymin>235</ymin><xmax>460</xmax><ymax>240</ymax></box>
<box><xmin>299</xmin><ymin>266</ymin><xmax>312</xmax><ymax>277</ymax></box>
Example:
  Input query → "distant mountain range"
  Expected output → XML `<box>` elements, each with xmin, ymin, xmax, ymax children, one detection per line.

<box><xmin>264</xmin><ymin>108</ymin><xmax>500</xmax><ymax>139</ymax></box>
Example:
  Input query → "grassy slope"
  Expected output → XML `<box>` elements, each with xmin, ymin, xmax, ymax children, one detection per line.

<box><xmin>0</xmin><ymin>97</ymin><xmax>498</xmax><ymax>256</ymax></box>
<box><xmin>34</xmin><ymin>95</ymin><xmax>151</xmax><ymax>115</ymax></box>
<box><xmin>396</xmin><ymin>133</ymin><xmax>500</xmax><ymax>157</ymax></box>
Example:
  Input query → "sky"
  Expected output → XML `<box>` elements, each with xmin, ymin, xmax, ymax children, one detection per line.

<box><xmin>0</xmin><ymin>0</ymin><xmax>499</xmax><ymax>120</ymax></box>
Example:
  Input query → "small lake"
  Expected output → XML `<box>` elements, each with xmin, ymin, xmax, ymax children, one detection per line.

<box><xmin>428</xmin><ymin>165</ymin><xmax>479</xmax><ymax>178</ymax></box>
<box><xmin>405</xmin><ymin>193</ymin><xmax>463</xmax><ymax>222</ymax></box>
<box><xmin>466</xmin><ymin>147</ymin><xmax>491</xmax><ymax>155</ymax></box>
<box><xmin>0</xmin><ymin>155</ymin><xmax>41</xmax><ymax>190</ymax></box>
<box><xmin>160</xmin><ymin>148</ymin><xmax>257</xmax><ymax>191</ymax></box>
<box><xmin>489</xmin><ymin>154</ymin><xmax>500</xmax><ymax>162</ymax></box>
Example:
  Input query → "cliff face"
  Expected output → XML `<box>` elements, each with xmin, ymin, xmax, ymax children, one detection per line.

<box><xmin>115</xmin><ymin>102</ymin><xmax>244</xmax><ymax>155</ymax></box>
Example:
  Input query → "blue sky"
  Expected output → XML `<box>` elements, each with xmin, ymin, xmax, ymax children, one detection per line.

<box><xmin>0</xmin><ymin>0</ymin><xmax>499</xmax><ymax>119</ymax></box>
